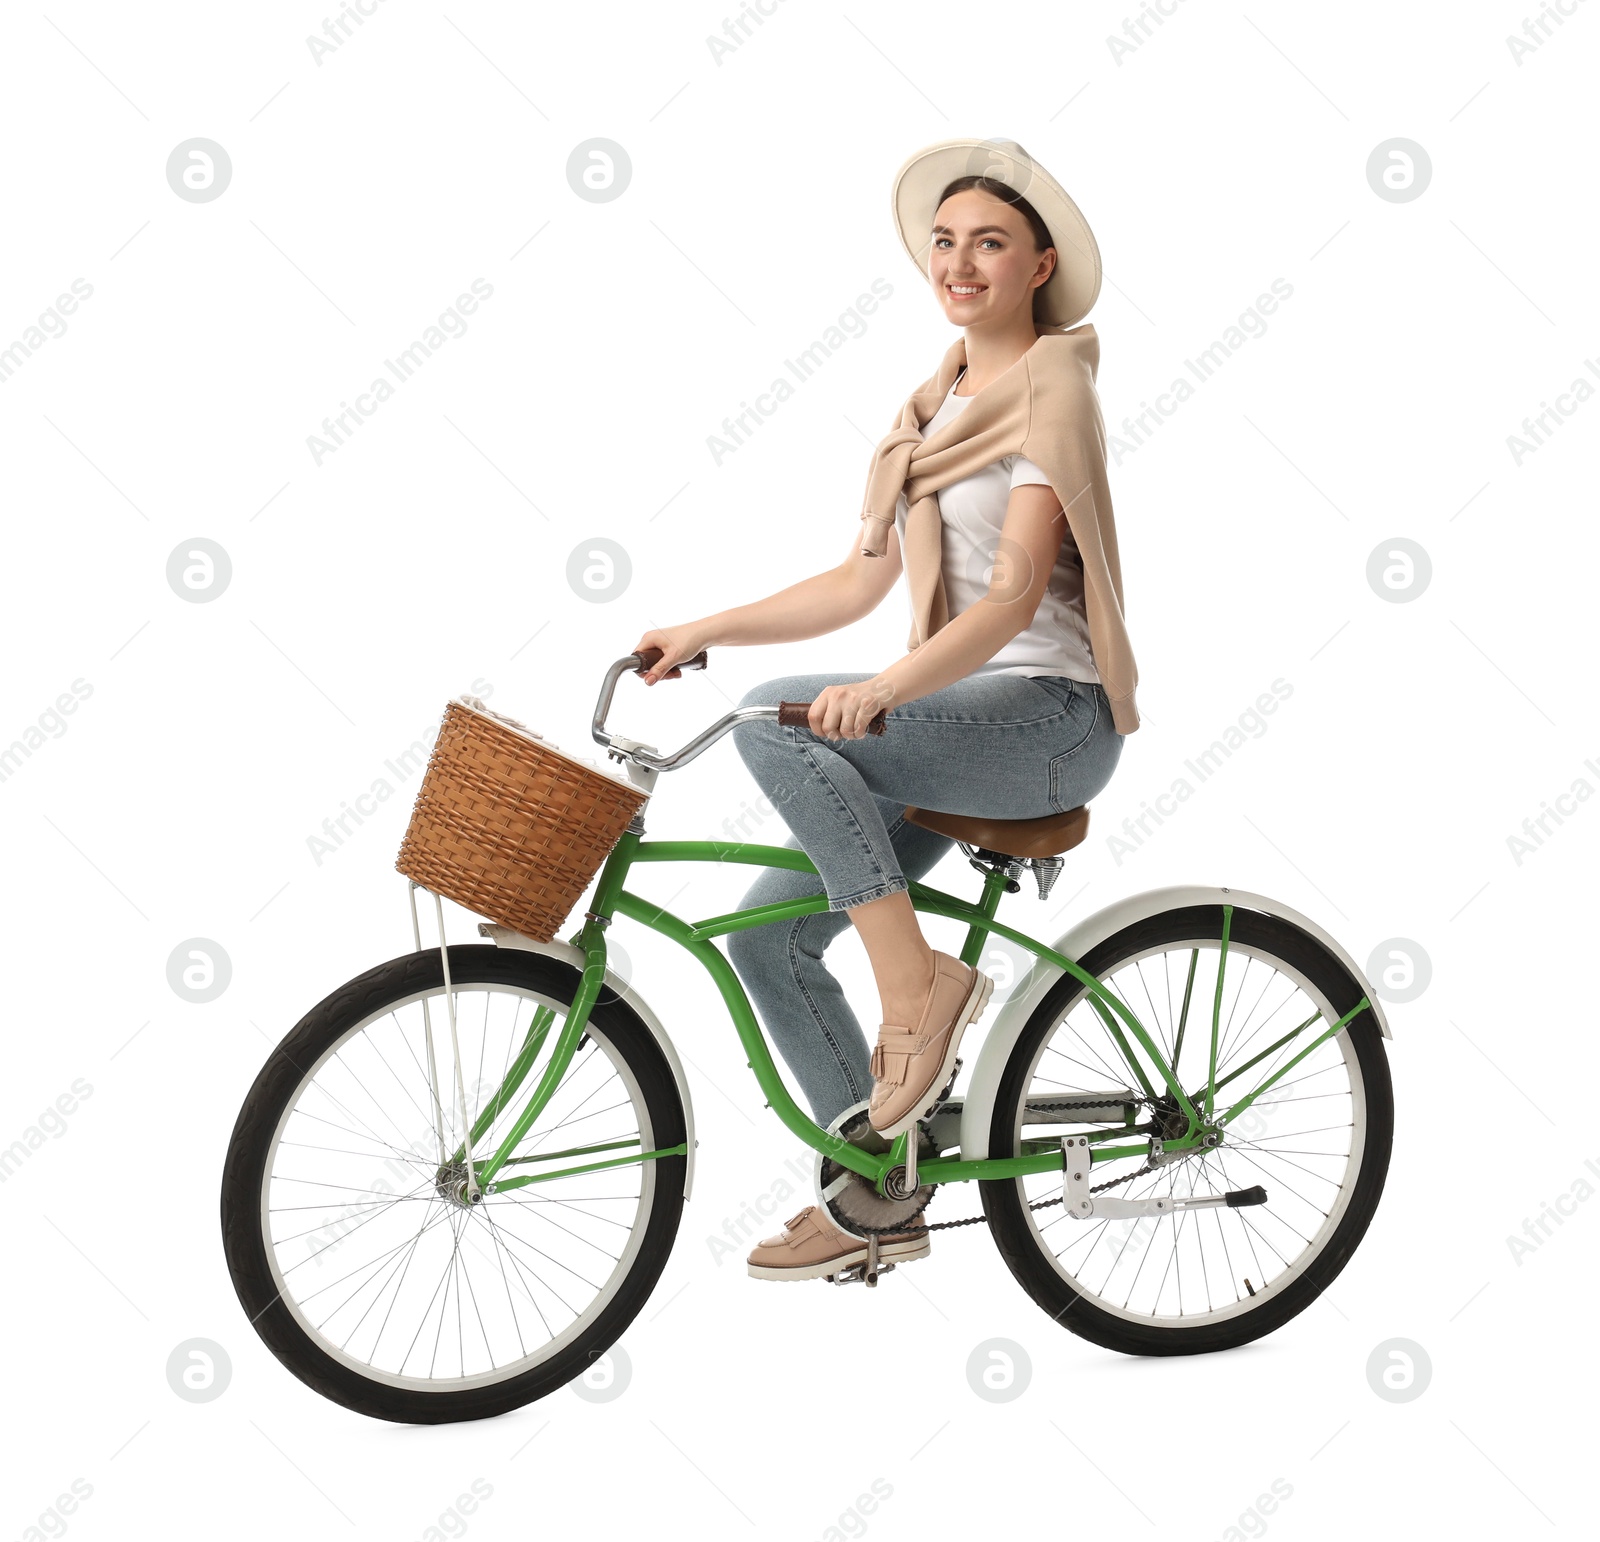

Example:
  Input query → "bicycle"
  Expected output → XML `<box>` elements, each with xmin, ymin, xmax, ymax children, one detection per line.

<box><xmin>220</xmin><ymin>649</ymin><xmax>1395</xmax><ymax>1424</ymax></box>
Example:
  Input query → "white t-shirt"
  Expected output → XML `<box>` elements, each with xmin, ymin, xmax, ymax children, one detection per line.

<box><xmin>892</xmin><ymin>373</ymin><xmax>1100</xmax><ymax>683</ymax></box>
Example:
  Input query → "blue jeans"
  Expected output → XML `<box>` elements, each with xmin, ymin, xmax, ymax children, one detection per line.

<box><xmin>727</xmin><ymin>670</ymin><xmax>1124</xmax><ymax>1129</ymax></box>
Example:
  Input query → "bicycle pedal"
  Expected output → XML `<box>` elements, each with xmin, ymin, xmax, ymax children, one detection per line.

<box><xmin>826</xmin><ymin>1260</ymin><xmax>897</xmax><ymax>1288</ymax></box>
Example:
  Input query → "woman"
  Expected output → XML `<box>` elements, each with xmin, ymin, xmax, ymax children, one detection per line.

<box><xmin>631</xmin><ymin>137</ymin><xmax>1140</xmax><ymax>1282</ymax></box>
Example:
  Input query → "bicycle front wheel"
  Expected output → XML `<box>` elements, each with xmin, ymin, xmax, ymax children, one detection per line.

<box><xmin>220</xmin><ymin>944</ymin><xmax>687</xmax><ymax>1423</ymax></box>
<box><xmin>982</xmin><ymin>903</ymin><xmax>1393</xmax><ymax>1356</ymax></box>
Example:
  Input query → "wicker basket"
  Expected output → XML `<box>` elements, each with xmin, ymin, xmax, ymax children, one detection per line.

<box><xmin>396</xmin><ymin>694</ymin><xmax>649</xmax><ymax>942</ymax></box>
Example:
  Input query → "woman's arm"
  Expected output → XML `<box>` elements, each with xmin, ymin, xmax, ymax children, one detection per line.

<box><xmin>807</xmin><ymin>483</ymin><xmax>1067</xmax><ymax>738</ymax></box>
<box><xmin>632</xmin><ymin>525</ymin><xmax>905</xmax><ymax>682</ymax></box>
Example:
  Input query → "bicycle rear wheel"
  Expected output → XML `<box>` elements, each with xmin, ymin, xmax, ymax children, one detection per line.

<box><xmin>982</xmin><ymin>904</ymin><xmax>1393</xmax><ymax>1355</ymax></box>
<box><xmin>220</xmin><ymin>944</ymin><xmax>686</xmax><ymax>1422</ymax></box>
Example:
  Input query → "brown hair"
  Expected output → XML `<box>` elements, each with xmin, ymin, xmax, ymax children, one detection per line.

<box><xmin>936</xmin><ymin>175</ymin><xmax>1055</xmax><ymax>320</ymax></box>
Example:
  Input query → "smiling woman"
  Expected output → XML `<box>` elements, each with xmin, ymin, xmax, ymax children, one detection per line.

<box><xmin>632</xmin><ymin>139</ymin><xmax>1139</xmax><ymax>1279</ymax></box>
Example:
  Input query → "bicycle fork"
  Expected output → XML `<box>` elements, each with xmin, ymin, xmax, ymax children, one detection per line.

<box><xmin>409</xmin><ymin>881</ymin><xmax>685</xmax><ymax>1202</ymax></box>
<box><xmin>409</xmin><ymin>881</ymin><xmax>481</xmax><ymax>1200</ymax></box>
<box><xmin>406</xmin><ymin>882</ymin><xmax>615</xmax><ymax>1203</ymax></box>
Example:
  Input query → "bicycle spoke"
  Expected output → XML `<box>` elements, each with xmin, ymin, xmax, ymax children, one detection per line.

<box><xmin>334</xmin><ymin>1196</ymin><xmax>454</xmax><ymax>1356</ymax></box>
<box><xmin>279</xmin><ymin>1175</ymin><xmax>442</xmax><ymax>1278</ymax></box>
<box><xmin>478</xmin><ymin>1214</ymin><xmax>581</xmax><ymax>1319</ymax></box>
<box><xmin>1042</xmin><ymin>1039</ymin><xmax>1129</xmax><ymax>1087</ymax></box>
<box><xmin>1214</xmin><ymin>977</ymin><xmax>1303</xmax><ymax>1083</ymax></box>
<box><xmin>368</xmin><ymin>1016</ymin><xmax>444</xmax><ymax>1144</ymax></box>
<box><xmin>478</xmin><ymin>1209</ymin><xmax>558</xmax><ymax>1341</ymax></box>
<box><xmin>1011</xmin><ymin>933</ymin><xmax>1370</xmax><ymax>1328</ymax></box>
<box><xmin>1214</xmin><ymin>958</ymin><xmax>1274</xmax><ymax>1075</ymax></box>
<box><xmin>257</xmin><ymin>979</ymin><xmax>657</xmax><ymax>1387</ymax></box>
<box><xmin>485</xmin><ymin>1196</ymin><xmax>625</xmax><ymax>1262</ymax></box>
<box><xmin>403</xmin><ymin>1211</ymin><xmax>466</xmax><ymax>1378</ymax></box>
<box><xmin>289</xmin><ymin>1104</ymin><xmax>431</xmax><ymax>1170</ymax></box>
<box><xmin>333</xmin><ymin>1044</ymin><xmax>427</xmax><ymax>1160</ymax></box>
<box><xmin>1132</xmin><ymin>958</ymin><xmax>1171</xmax><ymax>1069</ymax></box>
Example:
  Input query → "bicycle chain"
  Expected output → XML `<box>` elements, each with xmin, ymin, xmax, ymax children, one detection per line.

<box><xmin>847</xmin><ymin>1096</ymin><xmax>1160</xmax><ymax>1236</ymax></box>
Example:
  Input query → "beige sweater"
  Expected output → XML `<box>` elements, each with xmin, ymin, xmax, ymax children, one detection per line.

<box><xmin>858</xmin><ymin>322</ymin><xmax>1139</xmax><ymax>734</ymax></box>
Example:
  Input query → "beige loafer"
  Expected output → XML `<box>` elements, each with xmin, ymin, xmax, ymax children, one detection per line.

<box><xmin>746</xmin><ymin>1205</ymin><xmax>929</xmax><ymax>1281</ymax></box>
<box><xmin>867</xmin><ymin>950</ymin><xmax>994</xmax><ymax>1138</ymax></box>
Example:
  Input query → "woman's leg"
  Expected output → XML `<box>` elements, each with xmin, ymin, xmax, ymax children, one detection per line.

<box><xmin>724</xmin><ymin>796</ymin><xmax>954</xmax><ymax>1131</ymax></box>
<box><xmin>730</xmin><ymin>669</ymin><xmax>1122</xmax><ymax>1038</ymax></box>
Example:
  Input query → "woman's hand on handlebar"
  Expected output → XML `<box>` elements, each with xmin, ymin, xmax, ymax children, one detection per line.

<box><xmin>808</xmin><ymin>677</ymin><xmax>897</xmax><ymax>741</ymax></box>
<box><xmin>631</xmin><ymin>625</ymin><xmax>711</xmax><ymax>684</ymax></box>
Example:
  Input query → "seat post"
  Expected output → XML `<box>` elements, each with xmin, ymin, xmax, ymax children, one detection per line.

<box><xmin>957</xmin><ymin>857</ymin><xmax>1015</xmax><ymax>967</ymax></box>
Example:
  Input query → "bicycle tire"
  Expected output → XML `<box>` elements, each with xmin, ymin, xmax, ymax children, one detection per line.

<box><xmin>982</xmin><ymin>903</ymin><xmax>1393</xmax><ymax>1356</ymax></box>
<box><xmin>220</xmin><ymin>944</ymin><xmax>687</xmax><ymax>1423</ymax></box>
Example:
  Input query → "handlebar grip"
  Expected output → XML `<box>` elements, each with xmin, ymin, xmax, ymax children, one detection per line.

<box><xmin>777</xmin><ymin>700</ymin><xmax>890</xmax><ymax>736</ymax></box>
<box><xmin>633</xmin><ymin>646</ymin><xmax>709</xmax><ymax>677</ymax></box>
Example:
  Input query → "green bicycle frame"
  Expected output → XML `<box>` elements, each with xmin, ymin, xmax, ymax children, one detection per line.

<box><xmin>457</xmin><ymin>833</ymin><xmax>1371</xmax><ymax>1197</ymax></box>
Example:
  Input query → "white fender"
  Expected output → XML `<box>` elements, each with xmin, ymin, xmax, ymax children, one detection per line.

<box><xmin>958</xmin><ymin>885</ymin><xmax>1392</xmax><ymax>1163</ymax></box>
<box><xmin>477</xmin><ymin>923</ymin><xmax>697</xmax><ymax>1200</ymax></box>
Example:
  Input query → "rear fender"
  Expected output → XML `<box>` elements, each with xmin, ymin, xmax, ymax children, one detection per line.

<box><xmin>958</xmin><ymin>884</ymin><xmax>1392</xmax><ymax>1163</ymax></box>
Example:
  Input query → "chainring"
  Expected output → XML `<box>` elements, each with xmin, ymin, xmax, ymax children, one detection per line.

<box><xmin>816</xmin><ymin>1107</ymin><xmax>938</xmax><ymax>1238</ymax></box>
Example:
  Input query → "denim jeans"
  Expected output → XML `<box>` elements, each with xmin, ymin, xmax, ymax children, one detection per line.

<box><xmin>726</xmin><ymin>670</ymin><xmax>1124</xmax><ymax>1129</ymax></box>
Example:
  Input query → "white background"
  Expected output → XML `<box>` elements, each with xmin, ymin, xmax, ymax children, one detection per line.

<box><xmin>3</xmin><ymin>2</ymin><xmax>1596</xmax><ymax>1538</ymax></box>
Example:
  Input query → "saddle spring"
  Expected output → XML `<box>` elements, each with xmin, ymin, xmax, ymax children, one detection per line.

<box><xmin>961</xmin><ymin>843</ymin><xmax>1065</xmax><ymax>902</ymax></box>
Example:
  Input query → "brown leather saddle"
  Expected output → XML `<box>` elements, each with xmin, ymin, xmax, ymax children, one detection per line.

<box><xmin>901</xmin><ymin>803</ymin><xmax>1089</xmax><ymax>861</ymax></box>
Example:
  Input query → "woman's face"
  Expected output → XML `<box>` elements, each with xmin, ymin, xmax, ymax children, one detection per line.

<box><xmin>928</xmin><ymin>189</ymin><xmax>1056</xmax><ymax>325</ymax></box>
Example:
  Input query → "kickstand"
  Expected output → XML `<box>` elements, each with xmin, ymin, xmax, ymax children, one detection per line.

<box><xmin>864</xmin><ymin>1232</ymin><xmax>880</xmax><ymax>1288</ymax></box>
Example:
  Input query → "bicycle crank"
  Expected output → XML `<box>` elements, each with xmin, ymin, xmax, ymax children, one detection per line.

<box><xmin>816</xmin><ymin>1106</ymin><xmax>937</xmax><ymax>1240</ymax></box>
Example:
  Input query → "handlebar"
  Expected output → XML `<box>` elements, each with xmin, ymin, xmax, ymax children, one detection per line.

<box><xmin>591</xmin><ymin>649</ymin><xmax>889</xmax><ymax>774</ymax></box>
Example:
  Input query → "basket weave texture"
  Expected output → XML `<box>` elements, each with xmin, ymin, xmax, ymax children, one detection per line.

<box><xmin>396</xmin><ymin>698</ymin><xmax>648</xmax><ymax>942</ymax></box>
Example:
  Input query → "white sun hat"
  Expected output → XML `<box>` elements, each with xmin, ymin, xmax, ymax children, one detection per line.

<box><xmin>889</xmin><ymin>136</ymin><xmax>1102</xmax><ymax>329</ymax></box>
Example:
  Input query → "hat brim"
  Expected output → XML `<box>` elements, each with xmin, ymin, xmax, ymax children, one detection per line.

<box><xmin>891</xmin><ymin>137</ymin><xmax>1101</xmax><ymax>330</ymax></box>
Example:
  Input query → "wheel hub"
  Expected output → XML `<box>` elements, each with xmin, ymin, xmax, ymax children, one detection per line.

<box><xmin>434</xmin><ymin>1160</ymin><xmax>481</xmax><ymax>1208</ymax></box>
<box><xmin>1148</xmin><ymin>1093</ymin><xmax>1190</xmax><ymax>1141</ymax></box>
<box><xmin>1143</xmin><ymin>1093</ymin><xmax>1227</xmax><ymax>1161</ymax></box>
